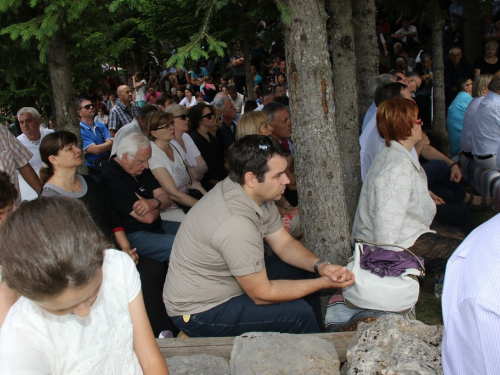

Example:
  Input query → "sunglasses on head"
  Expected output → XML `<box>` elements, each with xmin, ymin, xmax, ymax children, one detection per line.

<box><xmin>201</xmin><ymin>113</ymin><xmax>214</xmax><ymax>120</ymax></box>
<box><xmin>174</xmin><ymin>114</ymin><xmax>188</xmax><ymax>120</ymax></box>
<box><xmin>80</xmin><ymin>104</ymin><xmax>94</xmax><ymax>110</ymax></box>
<box><xmin>259</xmin><ymin>136</ymin><xmax>274</xmax><ymax>151</ymax></box>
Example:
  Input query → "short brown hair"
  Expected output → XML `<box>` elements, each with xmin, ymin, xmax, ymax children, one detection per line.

<box><xmin>376</xmin><ymin>98</ymin><xmax>419</xmax><ymax>146</ymax></box>
<box><xmin>0</xmin><ymin>171</ymin><xmax>17</xmax><ymax>209</ymax></box>
<box><xmin>145</xmin><ymin>111</ymin><xmax>173</xmax><ymax>141</ymax></box>
<box><xmin>0</xmin><ymin>196</ymin><xmax>107</xmax><ymax>301</ymax></box>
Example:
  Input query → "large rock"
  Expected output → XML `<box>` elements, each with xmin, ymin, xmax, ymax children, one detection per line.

<box><xmin>342</xmin><ymin>315</ymin><xmax>444</xmax><ymax>375</ymax></box>
<box><xmin>167</xmin><ymin>354</ymin><xmax>230</xmax><ymax>375</ymax></box>
<box><xmin>230</xmin><ymin>332</ymin><xmax>340</xmax><ymax>374</ymax></box>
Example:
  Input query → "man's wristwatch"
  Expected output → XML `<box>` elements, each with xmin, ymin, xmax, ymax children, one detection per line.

<box><xmin>314</xmin><ymin>259</ymin><xmax>331</xmax><ymax>276</ymax></box>
<box><xmin>153</xmin><ymin>198</ymin><xmax>161</xmax><ymax>210</ymax></box>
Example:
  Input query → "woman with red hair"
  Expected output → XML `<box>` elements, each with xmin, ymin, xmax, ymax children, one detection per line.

<box><xmin>351</xmin><ymin>98</ymin><xmax>462</xmax><ymax>271</ymax></box>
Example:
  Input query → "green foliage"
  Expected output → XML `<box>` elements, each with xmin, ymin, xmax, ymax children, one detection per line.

<box><xmin>163</xmin><ymin>0</ymin><xmax>288</xmax><ymax>68</ymax></box>
<box><xmin>0</xmin><ymin>0</ymin><xmax>147</xmax><ymax>115</ymax></box>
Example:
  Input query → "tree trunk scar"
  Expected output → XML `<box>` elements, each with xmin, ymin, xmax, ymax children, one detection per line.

<box><xmin>321</xmin><ymin>78</ymin><xmax>328</xmax><ymax>114</ymax></box>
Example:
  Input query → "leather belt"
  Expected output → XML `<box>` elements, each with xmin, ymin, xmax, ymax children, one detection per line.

<box><xmin>476</xmin><ymin>154</ymin><xmax>494</xmax><ymax>160</ymax></box>
<box><xmin>462</xmin><ymin>151</ymin><xmax>473</xmax><ymax>159</ymax></box>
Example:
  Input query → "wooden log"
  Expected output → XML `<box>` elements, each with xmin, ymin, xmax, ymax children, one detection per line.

<box><xmin>157</xmin><ymin>331</ymin><xmax>356</xmax><ymax>362</ymax></box>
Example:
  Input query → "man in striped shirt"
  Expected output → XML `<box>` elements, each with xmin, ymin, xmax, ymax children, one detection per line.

<box><xmin>442</xmin><ymin>214</ymin><xmax>500</xmax><ymax>374</ymax></box>
<box><xmin>108</xmin><ymin>85</ymin><xmax>140</xmax><ymax>137</ymax></box>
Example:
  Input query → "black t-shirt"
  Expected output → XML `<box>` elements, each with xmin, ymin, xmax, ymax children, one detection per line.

<box><xmin>473</xmin><ymin>56</ymin><xmax>500</xmax><ymax>76</ymax></box>
<box><xmin>99</xmin><ymin>159</ymin><xmax>163</xmax><ymax>234</ymax></box>
<box><xmin>190</xmin><ymin>131</ymin><xmax>228</xmax><ymax>191</ymax></box>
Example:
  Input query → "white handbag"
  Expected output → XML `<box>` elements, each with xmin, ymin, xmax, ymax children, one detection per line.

<box><xmin>342</xmin><ymin>238</ymin><xmax>425</xmax><ymax>314</ymax></box>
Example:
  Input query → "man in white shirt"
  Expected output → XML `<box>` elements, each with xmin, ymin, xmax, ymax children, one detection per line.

<box><xmin>442</xmin><ymin>213</ymin><xmax>500</xmax><ymax>374</ymax></box>
<box><xmin>17</xmin><ymin>107</ymin><xmax>54</xmax><ymax>200</ymax></box>
<box><xmin>111</xmin><ymin>104</ymin><xmax>158</xmax><ymax>156</ymax></box>
<box><xmin>227</xmin><ymin>85</ymin><xmax>245</xmax><ymax>114</ymax></box>
<box><xmin>391</xmin><ymin>18</ymin><xmax>419</xmax><ymax>51</ymax></box>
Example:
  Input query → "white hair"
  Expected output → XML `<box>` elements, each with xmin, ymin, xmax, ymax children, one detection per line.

<box><xmin>213</xmin><ymin>96</ymin><xmax>230</xmax><ymax>110</ymax></box>
<box><xmin>17</xmin><ymin>107</ymin><xmax>41</xmax><ymax>119</ymax></box>
<box><xmin>373</xmin><ymin>74</ymin><xmax>396</xmax><ymax>95</ymax></box>
<box><xmin>116</xmin><ymin>134</ymin><xmax>150</xmax><ymax>160</ymax></box>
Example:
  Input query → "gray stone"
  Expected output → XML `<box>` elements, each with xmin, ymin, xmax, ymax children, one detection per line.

<box><xmin>167</xmin><ymin>354</ymin><xmax>230</xmax><ymax>375</ymax></box>
<box><xmin>342</xmin><ymin>315</ymin><xmax>444</xmax><ymax>375</ymax></box>
<box><xmin>230</xmin><ymin>332</ymin><xmax>340</xmax><ymax>375</ymax></box>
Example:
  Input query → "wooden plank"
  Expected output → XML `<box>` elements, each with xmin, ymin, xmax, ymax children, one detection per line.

<box><xmin>157</xmin><ymin>331</ymin><xmax>356</xmax><ymax>362</ymax></box>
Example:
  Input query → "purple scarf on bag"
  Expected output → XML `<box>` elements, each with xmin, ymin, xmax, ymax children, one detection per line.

<box><xmin>359</xmin><ymin>245</ymin><xmax>425</xmax><ymax>278</ymax></box>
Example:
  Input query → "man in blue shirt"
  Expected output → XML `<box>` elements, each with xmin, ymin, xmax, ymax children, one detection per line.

<box><xmin>78</xmin><ymin>98</ymin><xmax>113</xmax><ymax>180</ymax></box>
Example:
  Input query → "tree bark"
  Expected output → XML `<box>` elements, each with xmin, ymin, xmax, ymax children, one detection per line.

<box><xmin>46</xmin><ymin>29</ymin><xmax>86</xmax><ymax>173</ymax></box>
<box><xmin>463</xmin><ymin>0</ymin><xmax>482</xmax><ymax>64</ymax></box>
<box><xmin>242</xmin><ymin>32</ymin><xmax>255</xmax><ymax>100</ymax></box>
<box><xmin>283</xmin><ymin>0</ymin><xmax>351</xmax><ymax>266</ymax></box>
<box><xmin>351</xmin><ymin>0</ymin><xmax>378</xmax><ymax>127</ymax></box>
<box><xmin>430</xmin><ymin>0</ymin><xmax>448</xmax><ymax>151</ymax></box>
<box><xmin>329</xmin><ymin>0</ymin><xmax>361</xmax><ymax>228</ymax></box>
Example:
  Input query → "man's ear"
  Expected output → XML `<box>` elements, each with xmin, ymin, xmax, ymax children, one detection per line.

<box><xmin>244</xmin><ymin>171</ymin><xmax>257</xmax><ymax>188</ymax></box>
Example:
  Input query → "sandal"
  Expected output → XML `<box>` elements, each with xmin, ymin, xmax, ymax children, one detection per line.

<box><xmin>465</xmin><ymin>194</ymin><xmax>490</xmax><ymax>210</ymax></box>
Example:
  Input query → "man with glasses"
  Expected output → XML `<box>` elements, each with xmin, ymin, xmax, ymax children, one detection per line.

<box><xmin>78</xmin><ymin>98</ymin><xmax>113</xmax><ymax>180</ymax></box>
<box><xmin>100</xmin><ymin>134</ymin><xmax>180</xmax><ymax>265</ymax></box>
<box><xmin>164</xmin><ymin>135</ymin><xmax>354</xmax><ymax>337</ymax></box>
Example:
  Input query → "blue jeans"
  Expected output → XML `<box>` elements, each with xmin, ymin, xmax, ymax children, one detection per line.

<box><xmin>170</xmin><ymin>255</ymin><xmax>322</xmax><ymax>337</ymax></box>
<box><xmin>127</xmin><ymin>220</ymin><xmax>180</xmax><ymax>264</ymax></box>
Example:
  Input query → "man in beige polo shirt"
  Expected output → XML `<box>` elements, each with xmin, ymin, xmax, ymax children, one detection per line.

<box><xmin>163</xmin><ymin>135</ymin><xmax>354</xmax><ymax>337</ymax></box>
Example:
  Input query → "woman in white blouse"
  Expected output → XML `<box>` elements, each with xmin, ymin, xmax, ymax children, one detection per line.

<box><xmin>166</xmin><ymin>104</ymin><xmax>208</xmax><ymax>182</ymax></box>
<box><xmin>146</xmin><ymin>111</ymin><xmax>206</xmax><ymax>223</ymax></box>
<box><xmin>179</xmin><ymin>87</ymin><xmax>197</xmax><ymax>108</ymax></box>
<box><xmin>351</xmin><ymin>98</ymin><xmax>462</xmax><ymax>271</ymax></box>
<box><xmin>0</xmin><ymin>196</ymin><xmax>169</xmax><ymax>374</ymax></box>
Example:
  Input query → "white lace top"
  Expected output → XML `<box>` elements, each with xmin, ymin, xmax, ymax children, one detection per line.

<box><xmin>0</xmin><ymin>250</ymin><xmax>143</xmax><ymax>374</ymax></box>
<box><xmin>351</xmin><ymin>141</ymin><xmax>436</xmax><ymax>249</ymax></box>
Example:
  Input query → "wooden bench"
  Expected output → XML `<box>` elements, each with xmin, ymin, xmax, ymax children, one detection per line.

<box><xmin>157</xmin><ymin>331</ymin><xmax>356</xmax><ymax>363</ymax></box>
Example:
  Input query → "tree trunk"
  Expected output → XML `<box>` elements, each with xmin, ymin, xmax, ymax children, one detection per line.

<box><xmin>46</xmin><ymin>29</ymin><xmax>86</xmax><ymax>173</ymax></box>
<box><xmin>463</xmin><ymin>0</ymin><xmax>483</xmax><ymax>64</ymax></box>
<box><xmin>242</xmin><ymin>33</ymin><xmax>255</xmax><ymax>100</ymax></box>
<box><xmin>430</xmin><ymin>0</ymin><xmax>448</xmax><ymax>151</ymax></box>
<box><xmin>329</xmin><ymin>0</ymin><xmax>361</xmax><ymax>228</ymax></box>
<box><xmin>351</xmin><ymin>0</ymin><xmax>378</xmax><ymax>127</ymax></box>
<box><xmin>283</xmin><ymin>0</ymin><xmax>351</xmax><ymax>266</ymax></box>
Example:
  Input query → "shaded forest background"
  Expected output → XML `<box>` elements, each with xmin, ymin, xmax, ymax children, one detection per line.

<box><xmin>0</xmin><ymin>0</ymin><xmax>494</xmax><ymax>264</ymax></box>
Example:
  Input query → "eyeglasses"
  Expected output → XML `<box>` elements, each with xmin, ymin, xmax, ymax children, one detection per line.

<box><xmin>259</xmin><ymin>136</ymin><xmax>274</xmax><ymax>151</ymax></box>
<box><xmin>408</xmin><ymin>78</ymin><xmax>421</xmax><ymax>90</ymax></box>
<box><xmin>157</xmin><ymin>121</ymin><xmax>175</xmax><ymax>130</ymax></box>
<box><xmin>173</xmin><ymin>114</ymin><xmax>188</xmax><ymax>120</ymax></box>
<box><xmin>201</xmin><ymin>113</ymin><xmax>214</xmax><ymax>120</ymax></box>
<box><xmin>413</xmin><ymin>118</ymin><xmax>423</xmax><ymax>126</ymax></box>
<box><xmin>80</xmin><ymin>104</ymin><xmax>94</xmax><ymax>110</ymax></box>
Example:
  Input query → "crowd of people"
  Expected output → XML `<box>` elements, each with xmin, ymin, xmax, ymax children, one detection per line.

<box><xmin>0</xmin><ymin>0</ymin><xmax>500</xmax><ymax>373</ymax></box>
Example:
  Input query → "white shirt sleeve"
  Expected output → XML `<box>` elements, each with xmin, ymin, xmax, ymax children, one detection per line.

<box><xmin>181</xmin><ymin>133</ymin><xmax>202</xmax><ymax>166</ymax></box>
<box><xmin>114</xmin><ymin>250</ymin><xmax>141</xmax><ymax>303</ymax></box>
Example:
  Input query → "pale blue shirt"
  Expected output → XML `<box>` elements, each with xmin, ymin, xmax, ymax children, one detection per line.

<box><xmin>442</xmin><ymin>213</ymin><xmax>500</xmax><ymax>374</ymax></box>
<box><xmin>447</xmin><ymin>92</ymin><xmax>472</xmax><ymax>155</ymax></box>
<box><xmin>360</xmin><ymin>114</ymin><xmax>418</xmax><ymax>181</ymax></box>
<box><xmin>471</xmin><ymin>91</ymin><xmax>500</xmax><ymax>156</ymax></box>
<box><xmin>362</xmin><ymin>102</ymin><xmax>377</xmax><ymax>132</ymax></box>
<box><xmin>460</xmin><ymin>96</ymin><xmax>484</xmax><ymax>153</ymax></box>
